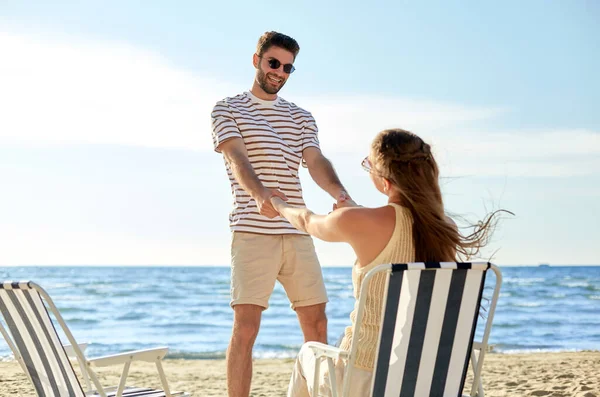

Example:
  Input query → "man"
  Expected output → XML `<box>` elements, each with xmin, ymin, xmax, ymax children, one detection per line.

<box><xmin>211</xmin><ymin>31</ymin><xmax>355</xmax><ymax>397</ymax></box>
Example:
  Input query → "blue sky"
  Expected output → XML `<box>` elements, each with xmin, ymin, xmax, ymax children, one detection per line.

<box><xmin>1</xmin><ymin>1</ymin><xmax>598</xmax><ymax>266</ymax></box>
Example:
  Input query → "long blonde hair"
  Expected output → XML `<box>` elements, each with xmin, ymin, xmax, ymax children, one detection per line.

<box><xmin>371</xmin><ymin>129</ymin><xmax>506</xmax><ymax>262</ymax></box>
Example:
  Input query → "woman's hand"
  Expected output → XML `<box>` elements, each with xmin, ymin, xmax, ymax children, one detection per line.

<box><xmin>269</xmin><ymin>198</ymin><xmax>311</xmax><ymax>233</ymax></box>
<box><xmin>269</xmin><ymin>197</ymin><xmax>356</xmax><ymax>242</ymax></box>
<box><xmin>333</xmin><ymin>190</ymin><xmax>358</xmax><ymax>211</ymax></box>
<box><xmin>254</xmin><ymin>189</ymin><xmax>287</xmax><ymax>218</ymax></box>
<box><xmin>332</xmin><ymin>191</ymin><xmax>358</xmax><ymax>211</ymax></box>
<box><xmin>270</xmin><ymin>196</ymin><xmax>288</xmax><ymax>215</ymax></box>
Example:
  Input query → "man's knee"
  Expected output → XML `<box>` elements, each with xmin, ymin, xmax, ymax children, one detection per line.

<box><xmin>231</xmin><ymin>322</ymin><xmax>260</xmax><ymax>349</ymax></box>
<box><xmin>298</xmin><ymin>304</ymin><xmax>328</xmax><ymax>332</ymax></box>
<box><xmin>231</xmin><ymin>305</ymin><xmax>262</xmax><ymax>347</ymax></box>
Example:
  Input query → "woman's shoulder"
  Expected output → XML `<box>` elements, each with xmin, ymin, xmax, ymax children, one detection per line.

<box><xmin>335</xmin><ymin>204</ymin><xmax>393</xmax><ymax>216</ymax></box>
<box><xmin>333</xmin><ymin>205</ymin><xmax>397</xmax><ymax>228</ymax></box>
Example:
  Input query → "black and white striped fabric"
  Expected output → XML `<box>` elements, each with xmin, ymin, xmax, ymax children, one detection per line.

<box><xmin>0</xmin><ymin>281</ymin><xmax>85</xmax><ymax>397</ymax></box>
<box><xmin>371</xmin><ymin>262</ymin><xmax>489</xmax><ymax>397</ymax></box>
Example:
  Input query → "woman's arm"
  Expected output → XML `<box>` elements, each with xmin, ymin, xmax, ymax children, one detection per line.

<box><xmin>271</xmin><ymin>197</ymin><xmax>354</xmax><ymax>243</ymax></box>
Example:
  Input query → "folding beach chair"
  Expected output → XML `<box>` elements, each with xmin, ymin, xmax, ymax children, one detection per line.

<box><xmin>305</xmin><ymin>262</ymin><xmax>501</xmax><ymax>397</ymax></box>
<box><xmin>0</xmin><ymin>281</ymin><xmax>190</xmax><ymax>397</ymax></box>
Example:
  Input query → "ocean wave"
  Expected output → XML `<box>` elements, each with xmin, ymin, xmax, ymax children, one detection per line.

<box><xmin>494</xmin><ymin>319</ymin><xmax>564</xmax><ymax>328</ymax></box>
<box><xmin>503</xmin><ymin>277</ymin><xmax>547</xmax><ymax>285</ymax></box>
<box><xmin>116</xmin><ymin>312</ymin><xmax>147</xmax><ymax>321</ymax></box>
<box><xmin>166</xmin><ymin>351</ymin><xmax>227</xmax><ymax>360</ymax></box>
<box><xmin>58</xmin><ymin>307</ymin><xmax>98</xmax><ymax>314</ymax></box>
<box><xmin>82</xmin><ymin>288</ymin><xmax>110</xmax><ymax>296</ymax></box>
<box><xmin>164</xmin><ymin>349</ymin><xmax>298</xmax><ymax>360</ymax></box>
<box><xmin>47</xmin><ymin>283</ymin><xmax>75</xmax><ymax>289</ymax></box>
<box><xmin>53</xmin><ymin>295</ymin><xmax>88</xmax><ymax>302</ymax></box>
<box><xmin>109</xmin><ymin>292</ymin><xmax>133</xmax><ymax>297</ymax></box>
<box><xmin>63</xmin><ymin>318</ymin><xmax>100</xmax><ymax>325</ymax></box>
<box><xmin>325</xmin><ymin>284</ymin><xmax>352</xmax><ymax>292</ymax></box>
<box><xmin>494</xmin><ymin>347</ymin><xmax>593</xmax><ymax>354</ymax></box>
<box><xmin>328</xmin><ymin>292</ymin><xmax>355</xmax><ymax>300</ymax></box>
<box><xmin>493</xmin><ymin>323</ymin><xmax>521</xmax><ymax>328</ymax></box>
<box><xmin>561</xmin><ymin>282</ymin><xmax>590</xmax><ymax>288</ymax></box>
<box><xmin>511</xmin><ymin>302</ymin><xmax>544</xmax><ymax>307</ymax></box>
<box><xmin>150</xmin><ymin>322</ymin><xmax>227</xmax><ymax>330</ymax></box>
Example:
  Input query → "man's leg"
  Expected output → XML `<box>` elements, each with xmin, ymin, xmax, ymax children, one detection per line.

<box><xmin>296</xmin><ymin>303</ymin><xmax>328</xmax><ymax>343</ymax></box>
<box><xmin>279</xmin><ymin>235</ymin><xmax>329</xmax><ymax>343</ymax></box>
<box><xmin>228</xmin><ymin>232</ymin><xmax>282</xmax><ymax>397</ymax></box>
<box><xmin>227</xmin><ymin>304</ymin><xmax>263</xmax><ymax>397</ymax></box>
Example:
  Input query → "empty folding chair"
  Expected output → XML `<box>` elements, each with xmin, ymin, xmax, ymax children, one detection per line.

<box><xmin>0</xmin><ymin>281</ymin><xmax>190</xmax><ymax>397</ymax></box>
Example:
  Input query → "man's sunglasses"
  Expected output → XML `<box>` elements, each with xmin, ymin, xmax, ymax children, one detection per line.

<box><xmin>261</xmin><ymin>56</ymin><xmax>296</xmax><ymax>74</ymax></box>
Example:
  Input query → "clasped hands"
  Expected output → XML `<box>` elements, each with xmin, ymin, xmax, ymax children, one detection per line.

<box><xmin>255</xmin><ymin>188</ymin><xmax>356</xmax><ymax>219</ymax></box>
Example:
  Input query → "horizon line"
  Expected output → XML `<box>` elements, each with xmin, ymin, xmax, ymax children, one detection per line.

<box><xmin>2</xmin><ymin>263</ymin><xmax>599</xmax><ymax>267</ymax></box>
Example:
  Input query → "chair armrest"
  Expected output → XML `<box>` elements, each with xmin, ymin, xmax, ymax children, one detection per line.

<box><xmin>63</xmin><ymin>343</ymin><xmax>89</xmax><ymax>358</ymax></box>
<box><xmin>88</xmin><ymin>347</ymin><xmax>169</xmax><ymax>367</ymax></box>
<box><xmin>304</xmin><ymin>342</ymin><xmax>349</xmax><ymax>360</ymax></box>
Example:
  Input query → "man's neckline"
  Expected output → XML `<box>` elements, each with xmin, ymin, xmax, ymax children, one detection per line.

<box><xmin>246</xmin><ymin>91</ymin><xmax>280</xmax><ymax>107</ymax></box>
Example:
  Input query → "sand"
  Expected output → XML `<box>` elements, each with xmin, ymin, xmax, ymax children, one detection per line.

<box><xmin>0</xmin><ymin>352</ymin><xmax>598</xmax><ymax>396</ymax></box>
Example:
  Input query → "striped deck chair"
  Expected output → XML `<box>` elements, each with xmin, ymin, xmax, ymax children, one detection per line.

<box><xmin>0</xmin><ymin>281</ymin><xmax>190</xmax><ymax>397</ymax></box>
<box><xmin>305</xmin><ymin>262</ymin><xmax>501</xmax><ymax>397</ymax></box>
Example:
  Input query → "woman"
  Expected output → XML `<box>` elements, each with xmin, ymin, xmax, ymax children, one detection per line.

<box><xmin>271</xmin><ymin>129</ymin><xmax>504</xmax><ymax>397</ymax></box>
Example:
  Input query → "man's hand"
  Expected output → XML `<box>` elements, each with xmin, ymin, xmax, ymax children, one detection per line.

<box><xmin>254</xmin><ymin>189</ymin><xmax>288</xmax><ymax>218</ymax></box>
<box><xmin>332</xmin><ymin>190</ymin><xmax>357</xmax><ymax>211</ymax></box>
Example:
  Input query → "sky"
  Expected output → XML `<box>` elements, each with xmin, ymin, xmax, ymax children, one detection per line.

<box><xmin>1</xmin><ymin>1</ymin><xmax>599</xmax><ymax>266</ymax></box>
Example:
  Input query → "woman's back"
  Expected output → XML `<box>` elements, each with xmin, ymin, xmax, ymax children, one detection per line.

<box><xmin>338</xmin><ymin>203</ymin><xmax>416</xmax><ymax>371</ymax></box>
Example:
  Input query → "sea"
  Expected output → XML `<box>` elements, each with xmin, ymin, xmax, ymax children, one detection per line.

<box><xmin>1</xmin><ymin>265</ymin><xmax>599</xmax><ymax>361</ymax></box>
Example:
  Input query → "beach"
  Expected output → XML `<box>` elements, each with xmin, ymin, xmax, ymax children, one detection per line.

<box><xmin>1</xmin><ymin>352</ymin><xmax>598</xmax><ymax>396</ymax></box>
<box><xmin>1</xmin><ymin>266</ymin><xmax>599</xmax><ymax>395</ymax></box>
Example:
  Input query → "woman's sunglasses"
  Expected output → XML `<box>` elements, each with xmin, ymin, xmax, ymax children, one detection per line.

<box><xmin>361</xmin><ymin>157</ymin><xmax>372</xmax><ymax>172</ymax></box>
<box><xmin>261</xmin><ymin>56</ymin><xmax>296</xmax><ymax>74</ymax></box>
<box><xmin>362</xmin><ymin>157</ymin><xmax>385</xmax><ymax>177</ymax></box>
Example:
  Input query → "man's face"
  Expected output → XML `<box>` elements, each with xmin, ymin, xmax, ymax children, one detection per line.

<box><xmin>255</xmin><ymin>46</ymin><xmax>295</xmax><ymax>95</ymax></box>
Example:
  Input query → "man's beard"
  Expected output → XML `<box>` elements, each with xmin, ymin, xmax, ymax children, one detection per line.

<box><xmin>257</xmin><ymin>68</ymin><xmax>286</xmax><ymax>95</ymax></box>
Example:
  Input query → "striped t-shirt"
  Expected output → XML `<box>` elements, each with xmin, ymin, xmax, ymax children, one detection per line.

<box><xmin>211</xmin><ymin>91</ymin><xmax>320</xmax><ymax>235</ymax></box>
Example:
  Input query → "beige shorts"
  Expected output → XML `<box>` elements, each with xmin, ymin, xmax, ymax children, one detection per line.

<box><xmin>230</xmin><ymin>232</ymin><xmax>328</xmax><ymax>310</ymax></box>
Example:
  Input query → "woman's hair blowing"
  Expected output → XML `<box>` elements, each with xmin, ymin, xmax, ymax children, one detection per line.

<box><xmin>371</xmin><ymin>129</ymin><xmax>505</xmax><ymax>262</ymax></box>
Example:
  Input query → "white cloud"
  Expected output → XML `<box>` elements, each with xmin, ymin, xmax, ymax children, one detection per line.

<box><xmin>0</xmin><ymin>32</ymin><xmax>505</xmax><ymax>151</ymax></box>
<box><xmin>0</xmin><ymin>31</ymin><xmax>229</xmax><ymax>150</ymax></box>
<box><xmin>433</xmin><ymin>129</ymin><xmax>600</xmax><ymax>158</ymax></box>
<box><xmin>295</xmin><ymin>95</ymin><xmax>506</xmax><ymax>153</ymax></box>
<box><xmin>431</xmin><ymin>130</ymin><xmax>600</xmax><ymax>177</ymax></box>
<box><xmin>432</xmin><ymin>129</ymin><xmax>600</xmax><ymax>177</ymax></box>
<box><xmin>1</xmin><ymin>31</ymin><xmax>598</xmax><ymax>179</ymax></box>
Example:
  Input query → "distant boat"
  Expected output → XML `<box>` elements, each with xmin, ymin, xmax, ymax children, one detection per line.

<box><xmin>538</xmin><ymin>263</ymin><xmax>550</xmax><ymax>267</ymax></box>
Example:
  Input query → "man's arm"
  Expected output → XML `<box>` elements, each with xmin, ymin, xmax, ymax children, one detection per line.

<box><xmin>219</xmin><ymin>138</ymin><xmax>286</xmax><ymax>218</ymax></box>
<box><xmin>303</xmin><ymin>147</ymin><xmax>356</xmax><ymax>207</ymax></box>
